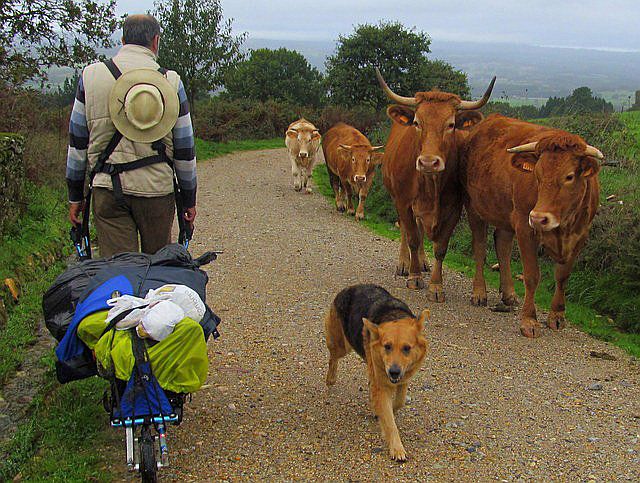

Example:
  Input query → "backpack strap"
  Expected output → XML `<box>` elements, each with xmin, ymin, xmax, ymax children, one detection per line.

<box><xmin>104</xmin><ymin>58</ymin><xmax>123</xmax><ymax>80</ymax></box>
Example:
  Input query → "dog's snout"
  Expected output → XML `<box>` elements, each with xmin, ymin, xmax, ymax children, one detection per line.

<box><xmin>387</xmin><ymin>364</ymin><xmax>402</xmax><ymax>382</ymax></box>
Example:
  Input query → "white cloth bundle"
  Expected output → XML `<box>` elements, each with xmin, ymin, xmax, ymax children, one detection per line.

<box><xmin>104</xmin><ymin>284</ymin><xmax>205</xmax><ymax>341</ymax></box>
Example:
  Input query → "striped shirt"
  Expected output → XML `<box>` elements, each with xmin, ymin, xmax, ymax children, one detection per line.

<box><xmin>66</xmin><ymin>72</ymin><xmax>197</xmax><ymax>208</ymax></box>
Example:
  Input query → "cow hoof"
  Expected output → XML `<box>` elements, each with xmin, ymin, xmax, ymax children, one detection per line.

<box><xmin>502</xmin><ymin>293</ymin><xmax>519</xmax><ymax>307</ymax></box>
<box><xmin>428</xmin><ymin>284</ymin><xmax>445</xmax><ymax>303</ymax></box>
<box><xmin>336</xmin><ymin>204</ymin><xmax>346</xmax><ymax>213</ymax></box>
<box><xmin>470</xmin><ymin>293</ymin><xmax>487</xmax><ymax>306</ymax></box>
<box><xmin>547</xmin><ymin>311</ymin><xmax>566</xmax><ymax>331</ymax></box>
<box><xmin>395</xmin><ymin>264</ymin><xmax>409</xmax><ymax>277</ymax></box>
<box><xmin>294</xmin><ymin>184</ymin><xmax>302</xmax><ymax>192</ymax></box>
<box><xmin>347</xmin><ymin>209</ymin><xmax>355</xmax><ymax>216</ymax></box>
<box><xmin>406</xmin><ymin>276</ymin><xmax>425</xmax><ymax>290</ymax></box>
<box><xmin>520</xmin><ymin>318</ymin><xmax>542</xmax><ymax>338</ymax></box>
<box><xmin>421</xmin><ymin>261</ymin><xmax>431</xmax><ymax>273</ymax></box>
<box><xmin>305</xmin><ymin>187</ymin><xmax>313</xmax><ymax>194</ymax></box>
<box><xmin>355</xmin><ymin>213</ymin><xmax>365</xmax><ymax>221</ymax></box>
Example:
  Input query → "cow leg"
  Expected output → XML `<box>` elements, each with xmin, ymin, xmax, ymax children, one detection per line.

<box><xmin>515</xmin><ymin>226</ymin><xmax>541</xmax><ymax>338</ymax></box>
<box><xmin>494</xmin><ymin>228</ymin><xmax>518</xmax><ymax>307</ymax></box>
<box><xmin>303</xmin><ymin>165</ymin><xmax>313</xmax><ymax>194</ymax></box>
<box><xmin>355</xmin><ymin>181</ymin><xmax>372</xmax><ymax>221</ymax></box>
<box><xmin>344</xmin><ymin>182</ymin><xmax>355</xmax><ymax>216</ymax></box>
<box><xmin>427</xmin><ymin>204</ymin><xmax>461</xmax><ymax>303</ymax></box>
<box><xmin>291</xmin><ymin>158</ymin><xmax>302</xmax><ymax>191</ymax></box>
<box><xmin>328</xmin><ymin>168</ymin><xmax>345</xmax><ymax>212</ymax></box>
<box><xmin>416</xmin><ymin>219</ymin><xmax>430</xmax><ymax>273</ymax></box>
<box><xmin>548</xmin><ymin>255</ymin><xmax>577</xmax><ymax>331</ymax></box>
<box><xmin>468</xmin><ymin>209</ymin><xmax>488</xmax><ymax>306</ymax></box>
<box><xmin>399</xmin><ymin>207</ymin><xmax>425</xmax><ymax>289</ymax></box>
<box><xmin>396</xmin><ymin>220</ymin><xmax>411</xmax><ymax>276</ymax></box>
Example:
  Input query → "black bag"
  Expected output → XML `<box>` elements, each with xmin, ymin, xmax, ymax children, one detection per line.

<box><xmin>43</xmin><ymin>244</ymin><xmax>220</xmax><ymax>342</ymax></box>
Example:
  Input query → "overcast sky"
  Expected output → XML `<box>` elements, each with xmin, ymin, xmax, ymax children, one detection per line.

<box><xmin>117</xmin><ymin>0</ymin><xmax>640</xmax><ymax>52</ymax></box>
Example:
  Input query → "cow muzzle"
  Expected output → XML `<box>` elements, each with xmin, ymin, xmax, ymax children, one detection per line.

<box><xmin>529</xmin><ymin>211</ymin><xmax>559</xmax><ymax>231</ymax></box>
<box><xmin>416</xmin><ymin>155</ymin><xmax>444</xmax><ymax>173</ymax></box>
<box><xmin>353</xmin><ymin>174</ymin><xmax>366</xmax><ymax>183</ymax></box>
<box><xmin>298</xmin><ymin>151</ymin><xmax>309</xmax><ymax>158</ymax></box>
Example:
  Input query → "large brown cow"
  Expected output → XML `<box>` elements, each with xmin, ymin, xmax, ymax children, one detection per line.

<box><xmin>461</xmin><ymin>114</ymin><xmax>603</xmax><ymax>337</ymax></box>
<box><xmin>322</xmin><ymin>123</ymin><xmax>384</xmax><ymax>221</ymax></box>
<box><xmin>376</xmin><ymin>68</ymin><xmax>494</xmax><ymax>301</ymax></box>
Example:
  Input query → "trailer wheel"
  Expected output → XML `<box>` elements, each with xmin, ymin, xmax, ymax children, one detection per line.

<box><xmin>140</xmin><ymin>425</ymin><xmax>158</xmax><ymax>483</ymax></box>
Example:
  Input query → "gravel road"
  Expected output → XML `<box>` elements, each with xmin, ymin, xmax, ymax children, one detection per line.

<box><xmin>151</xmin><ymin>148</ymin><xmax>640</xmax><ymax>481</ymax></box>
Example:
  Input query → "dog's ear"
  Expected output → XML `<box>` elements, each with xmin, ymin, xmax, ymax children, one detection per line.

<box><xmin>416</xmin><ymin>309</ymin><xmax>430</xmax><ymax>331</ymax></box>
<box><xmin>362</xmin><ymin>318</ymin><xmax>379</xmax><ymax>341</ymax></box>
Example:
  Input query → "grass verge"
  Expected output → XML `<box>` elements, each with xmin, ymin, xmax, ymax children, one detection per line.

<box><xmin>312</xmin><ymin>165</ymin><xmax>640</xmax><ymax>358</ymax></box>
<box><xmin>0</xmin><ymin>183</ymin><xmax>116</xmax><ymax>481</ymax></box>
<box><xmin>0</xmin><ymin>183</ymin><xmax>69</xmax><ymax>383</ymax></box>
<box><xmin>196</xmin><ymin>137</ymin><xmax>283</xmax><ymax>160</ymax></box>
<box><xmin>1</xmin><ymin>373</ymin><xmax>112</xmax><ymax>482</ymax></box>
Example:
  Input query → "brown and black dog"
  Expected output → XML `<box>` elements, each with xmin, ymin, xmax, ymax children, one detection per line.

<box><xmin>324</xmin><ymin>284</ymin><xmax>428</xmax><ymax>461</ymax></box>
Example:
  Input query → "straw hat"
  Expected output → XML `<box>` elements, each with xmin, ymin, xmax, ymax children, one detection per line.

<box><xmin>108</xmin><ymin>69</ymin><xmax>179</xmax><ymax>143</ymax></box>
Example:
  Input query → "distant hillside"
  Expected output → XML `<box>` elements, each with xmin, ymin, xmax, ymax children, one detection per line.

<box><xmin>245</xmin><ymin>38</ymin><xmax>639</xmax><ymax>108</ymax></box>
<box><xmin>46</xmin><ymin>37</ymin><xmax>640</xmax><ymax>109</ymax></box>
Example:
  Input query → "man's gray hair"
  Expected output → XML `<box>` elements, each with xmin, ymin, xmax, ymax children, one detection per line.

<box><xmin>123</xmin><ymin>14</ymin><xmax>161</xmax><ymax>48</ymax></box>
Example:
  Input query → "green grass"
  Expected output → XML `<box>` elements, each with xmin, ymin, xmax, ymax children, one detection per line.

<box><xmin>0</xmin><ymin>372</ymin><xmax>112</xmax><ymax>482</ymax></box>
<box><xmin>0</xmin><ymin>183</ymin><xmax>69</xmax><ymax>383</ymax></box>
<box><xmin>312</xmin><ymin>165</ymin><xmax>640</xmax><ymax>358</ymax></box>
<box><xmin>195</xmin><ymin>137</ymin><xmax>283</xmax><ymax>160</ymax></box>
<box><xmin>0</xmin><ymin>183</ymin><xmax>115</xmax><ymax>482</ymax></box>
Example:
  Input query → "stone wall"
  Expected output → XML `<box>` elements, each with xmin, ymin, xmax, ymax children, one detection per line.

<box><xmin>0</xmin><ymin>134</ymin><xmax>25</xmax><ymax>235</ymax></box>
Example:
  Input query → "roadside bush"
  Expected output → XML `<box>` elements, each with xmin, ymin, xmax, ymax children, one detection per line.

<box><xmin>537</xmin><ymin>113</ymin><xmax>637</xmax><ymax>167</ymax></box>
<box><xmin>194</xmin><ymin>97</ymin><xmax>385</xmax><ymax>142</ymax></box>
<box><xmin>571</xmin><ymin>201</ymin><xmax>640</xmax><ymax>332</ymax></box>
<box><xmin>0</xmin><ymin>86</ymin><xmax>69</xmax><ymax>187</ymax></box>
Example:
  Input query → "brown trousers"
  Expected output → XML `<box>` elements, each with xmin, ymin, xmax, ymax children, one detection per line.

<box><xmin>93</xmin><ymin>187</ymin><xmax>175</xmax><ymax>258</ymax></box>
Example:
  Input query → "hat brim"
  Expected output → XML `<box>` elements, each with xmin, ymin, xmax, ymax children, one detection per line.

<box><xmin>109</xmin><ymin>69</ymin><xmax>180</xmax><ymax>143</ymax></box>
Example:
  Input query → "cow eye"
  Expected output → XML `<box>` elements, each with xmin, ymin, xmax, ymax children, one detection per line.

<box><xmin>384</xmin><ymin>343</ymin><xmax>392</xmax><ymax>352</ymax></box>
<box><xmin>351</xmin><ymin>157</ymin><xmax>356</xmax><ymax>163</ymax></box>
<box><xmin>565</xmin><ymin>173</ymin><xmax>575</xmax><ymax>182</ymax></box>
<box><xmin>366</xmin><ymin>157</ymin><xmax>370</xmax><ymax>163</ymax></box>
<box><xmin>447</xmin><ymin>122</ymin><xmax>455</xmax><ymax>130</ymax></box>
<box><xmin>402</xmin><ymin>345</ymin><xmax>411</xmax><ymax>354</ymax></box>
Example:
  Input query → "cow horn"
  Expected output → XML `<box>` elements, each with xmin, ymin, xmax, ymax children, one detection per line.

<box><xmin>375</xmin><ymin>67</ymin><xmax>418</xmax><ymax>107</ymax></box>
<box><xmin>507</xmin><ymin>142</ymin><xmax>538</xmax><ymax>153</ymax></box>
<box><xmin>584</xmin><ymin>145</ymin><xmax>604</xmax><ymax>159</ymax></box>
<box><xmin>371</xmin><ymin>145</ymin><xmax>384</xmax><ymax>151</ymax></box>
<box><xmin>339</xmin><ymin>144</ymin><xmax>352</xmax><ymax>150</ymax></box>
<box><xmin>458</xmin><ymin>76</ymin><xmax>497</xmax><ymax>110</ymax></box>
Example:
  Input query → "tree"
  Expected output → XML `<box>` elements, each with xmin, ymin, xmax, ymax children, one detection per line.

<box><xmin>0</xmin><ymin>0</ymin><xmax>119</xmax><ymax>86</ymax></box>
<box><xmin>540</xmin><ymin>87</ymin><xmax>614</xmax><ymax>117</ymax></box>
<box><xmin>153</xmin><ymin>0</ymin><xmax>246</xmax><ymax>102</ymax></box>
<box><xmin>224</xmin><ymin>48</ymin><xmax>325</xmax><ymax>107</ymax></box>
<box><xmin>325</xmin><ymin>21</ymin><xmax>469</xmax><ymax>110</ymax></box>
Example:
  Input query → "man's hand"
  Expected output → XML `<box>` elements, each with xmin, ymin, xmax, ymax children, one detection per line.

<box><xmin>69</xmin><ymin>201</ymin><xmax>84</xmax><ymax>226</ymax></box>
<box><xmin>183</xmin><ymin>206</ymin><xmax>197</xmax><ymax>227</ymax></box>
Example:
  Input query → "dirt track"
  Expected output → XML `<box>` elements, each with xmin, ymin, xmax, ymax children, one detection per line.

<box><xmin>155</xmin><ymin>148</ymin><xmax>640</xmax><ymax>481</ymax></box>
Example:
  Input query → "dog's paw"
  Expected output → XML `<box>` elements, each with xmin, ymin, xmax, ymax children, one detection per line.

<box><xmin>389</xmin><ymin>443</ymin><xmax>407</xmax><ymax>462</ymax></box>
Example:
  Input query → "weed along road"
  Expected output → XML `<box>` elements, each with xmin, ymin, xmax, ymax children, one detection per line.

<box><xmin>153</xmin><ymin>148</ymin><xmax>640</xmax><ymax>481</ymax></box>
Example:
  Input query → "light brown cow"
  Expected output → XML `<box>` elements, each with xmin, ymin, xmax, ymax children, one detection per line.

<box><xmin>461</xmin><ymin>114</ymin><xmax>603</xmax><ymax>337</ymax></box>
<box><xmin>285</xmin><ymin>118</ymin><xmax>321</xmax><ymax>193</ymax></box>
<box><xmin>322</xmin><ymin>123</ymin><xmax>384</xmax><ymax>221</ymax></box>
<box><xmin>376</xmin><ymin>68</ymin><xmax>494</xmax><ymax>301</ymax></box>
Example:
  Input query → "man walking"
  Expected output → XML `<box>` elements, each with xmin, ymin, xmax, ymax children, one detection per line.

<box><xmin>66</xmin><ymin>14</ymin><xmax>197</xmax><ymax>257</ymax></box>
